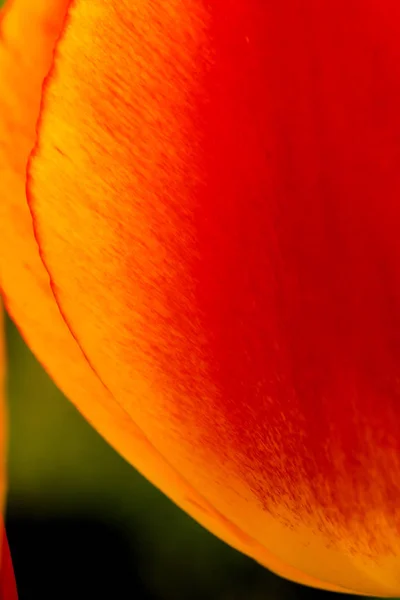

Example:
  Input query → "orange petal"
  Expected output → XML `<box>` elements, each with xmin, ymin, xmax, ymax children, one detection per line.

<box><xmin>3</xmin><ymin>0</ymin><xmax>400</xmax><ymax>594</ymax></box>
<box><xmin>0</xmin><ymin>0</ymin><xmax>292</xmax><ymax>586</ymax></box>
<box><xmin>0</xmin><ymin>3</ymin><xmax>341</xmax><ymax>593</ymax></box>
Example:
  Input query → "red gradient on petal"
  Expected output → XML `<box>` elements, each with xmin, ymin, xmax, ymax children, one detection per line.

<box><xmin>21</xmin><ymin>0</ymin><xmax>400</xmax><ymax>594</ymax></box>
<box><xmin>0</xmin><ymin>2</ymin><xmax>358</xmax><ymax>593</ymax></box>
<box><xmin>193</xmin><ymin>0</ymin><xmax>400</xmax><ymax>542</ymax></box>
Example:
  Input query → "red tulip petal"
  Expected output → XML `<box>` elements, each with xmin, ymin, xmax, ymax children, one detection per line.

<box><xmin>5</xmin><ymin>0</ymin><xmax>400</xmax><ymax>594</ymax></box>
<box><xmin>27</xmin><ymin>0</ymin><xmax>400</xmax><ymax>593</ymax></box>
<box><xmin>0</xmin><ymin>3</ymin><xmax>341</xmax><ymax>593</ymax></box>
<box><xmin>0</xmin><ymin>0</ymin><xmax>279</xmax><ymax>579</ymax></box>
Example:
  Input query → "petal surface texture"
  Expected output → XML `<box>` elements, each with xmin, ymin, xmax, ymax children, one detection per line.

<box><xmin>0</xmin><ymin>0</ymin><xmax>288</xmax><ymax>587</ymax></box>
<box><xmin>2</xmin><ymin>0</ymin><xmax>400</xmax><ymax>595</ymax></box>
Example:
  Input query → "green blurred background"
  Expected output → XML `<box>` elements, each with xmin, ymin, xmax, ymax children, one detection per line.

<box><xmin>0</xmin><ymin>0</ymin><xmax>382</xmax><ymax>597</ymax></box>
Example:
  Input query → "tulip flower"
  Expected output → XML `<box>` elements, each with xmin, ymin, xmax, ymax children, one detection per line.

<box><xmin>1</xmin><ymin>0</ymin><xmax>400</xmax><ymax>596</ymax></box>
